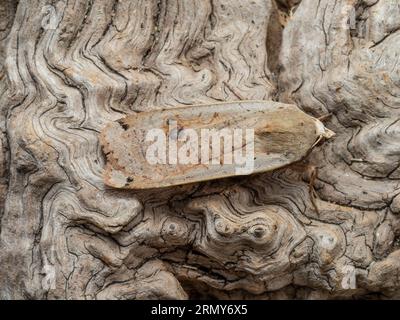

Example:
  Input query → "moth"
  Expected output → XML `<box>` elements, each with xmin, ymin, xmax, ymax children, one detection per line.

<box><xmin>100</xmin><ymin>100</ymin><xmax>334</xmax><ymax>189</ymax></box>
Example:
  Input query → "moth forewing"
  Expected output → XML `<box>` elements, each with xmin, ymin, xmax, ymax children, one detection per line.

<box><xmin>100</xmin><ymin>101</ymin><xmax>334</xmax><ymax>189</ymax></box>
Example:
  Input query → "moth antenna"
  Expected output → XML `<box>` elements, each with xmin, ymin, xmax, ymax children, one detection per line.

<box><xmin>318</xmin><ymin>113</ymin><xmax>333</xmax><ymax>122</ymax></box>
<box><xmin>308</xmin><ymin>166</ymin><xmax>320</xmax><ymax>215</ymax></box>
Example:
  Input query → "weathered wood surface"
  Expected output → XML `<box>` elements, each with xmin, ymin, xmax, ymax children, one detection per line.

<box><xmin>101</xmin><ymin>101</ymin><xmax>333</xmax><ymax>189</ymax></box>
<box><xmin>1</xmin><ymin>0</ymin><xmax>400</xmax><ymax>299</ymax></box>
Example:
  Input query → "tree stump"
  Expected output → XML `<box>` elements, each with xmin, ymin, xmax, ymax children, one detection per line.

<box><xmin>1</xmin><ymin>0</ymin><xmax>400</xmax><ymax>299</ymax></box>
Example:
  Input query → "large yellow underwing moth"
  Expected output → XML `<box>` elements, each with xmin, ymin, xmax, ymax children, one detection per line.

<box><xmin>100</xmin><ymin>100</ymin><xmax>334</xmax><ymax>189</ymax></box>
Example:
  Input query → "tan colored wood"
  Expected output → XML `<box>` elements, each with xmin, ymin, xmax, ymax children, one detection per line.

<box><xmin>2</xmin><ymin>0</ymin><xmax>400</xmax><ymax>300</ymax></box>
<box><xmin>100</xmin><ymin>101</ymin><xmax>334</xmax><ymax>189</ymax></box>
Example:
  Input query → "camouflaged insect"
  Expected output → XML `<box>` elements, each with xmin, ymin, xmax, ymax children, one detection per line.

<box><xmin>100</xmin><ymin>100</ymin><xmax>334</xmax><ymax>189</ymax></box>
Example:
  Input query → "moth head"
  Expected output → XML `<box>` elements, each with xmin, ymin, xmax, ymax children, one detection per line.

<box><xmin>315</xmin><ymin>119</ymin><xmax>335</xmax><ymax>139</ymax></box>
<box><xmin>312</xmin><ymin>119</ymin><xmax>335</xmax><ymax>148</ymax></box>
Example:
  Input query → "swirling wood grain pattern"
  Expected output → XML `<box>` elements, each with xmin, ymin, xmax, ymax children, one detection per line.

<box><xmin>0</xmin><ymin>0</ymin><xmax>399</xmax><ymax>299</ymax></box>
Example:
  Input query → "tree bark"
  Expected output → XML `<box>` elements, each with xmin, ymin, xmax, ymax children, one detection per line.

<box><xmin>1</xmin><ymin>0</ymin><xmax>400</xmax><ymax>299</ymax></box>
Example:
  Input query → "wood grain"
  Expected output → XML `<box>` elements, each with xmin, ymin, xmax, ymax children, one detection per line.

<box><xmin>1</xmin><ymin>0</ymin><xmax>400</xmax><ymax>300</ymax></box>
